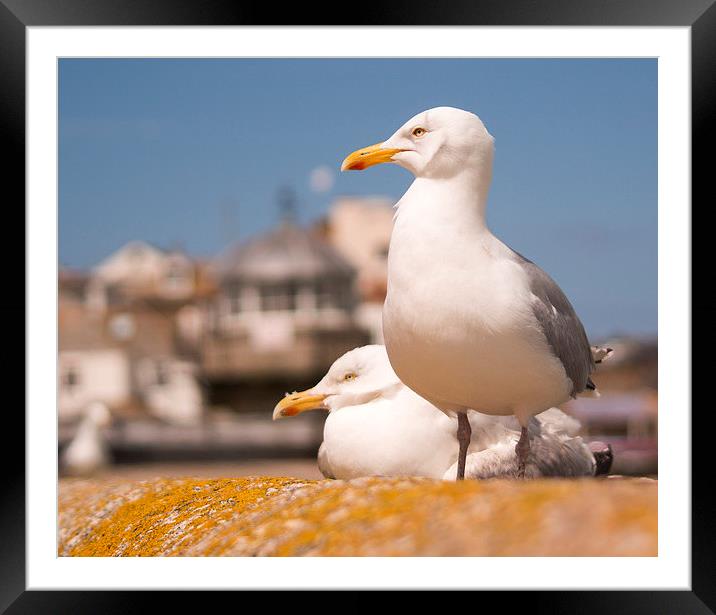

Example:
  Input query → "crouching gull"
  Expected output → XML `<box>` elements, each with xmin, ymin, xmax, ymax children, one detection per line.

<box><xmin>342</xmin><ymin>106</ymin><xmax>600</xmax><ymax>479</ymax></box>
<box><xmin>273</xmin><ymin>345</ymin><xmax>612</xmax><ymax>480</ymax></box>
<box><xmin>61</xmin><ymin>401</ymin><xmax>112</xmax><ymax>476</ymax></box>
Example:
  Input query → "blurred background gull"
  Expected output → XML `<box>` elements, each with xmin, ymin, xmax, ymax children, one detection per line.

<box><xmin>58</xmin><ymin>59</ymin><xmax>657</xmax><ymax>479</ymax></box>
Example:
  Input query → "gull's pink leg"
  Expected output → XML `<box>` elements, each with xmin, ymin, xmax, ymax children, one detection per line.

<box><xmin>456</xmin><ymin>413</ymin><xmax>471</xmax><ymax>480</ymax></box>
<box><xmin>515</xmin><ymin>425</ymin><xmax>530</xmax><ymax>478</ymax></box>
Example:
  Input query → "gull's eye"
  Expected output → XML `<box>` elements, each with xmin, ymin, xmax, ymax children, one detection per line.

<box><xmin>342</xmin><ymin>372</ymin><xmax>358</xmax><ymax>382</ymax></box>
<box><xmin>411</xmin><ymin>127</ymin><xmax>427</xmax><ymax>138</ymax></box>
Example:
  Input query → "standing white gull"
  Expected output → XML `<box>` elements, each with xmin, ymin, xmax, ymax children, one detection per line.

<box><xmin>342</xmin><ymin>107</ymin><xmax>598</xmax><ymax>479</ymax></box>
<box><xmin>273</xmin><ymin>345</ymin><xmax>612</xmax><ymax>480</ymax></box>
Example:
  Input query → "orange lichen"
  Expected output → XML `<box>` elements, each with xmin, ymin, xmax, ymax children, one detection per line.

<box><xmin>62</xmin><ymin>477</ymin><xmax>316</xmax><ymax>557</ymax></box>
<box><xmin>59</xmin><ymin>476</ymin><xmax>657</xmax><ymax>557</ymax></box>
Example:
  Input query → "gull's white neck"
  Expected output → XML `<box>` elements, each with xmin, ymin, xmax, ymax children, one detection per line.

<box><xmin>396</xmin><ymin>167</ymin><xmax>493</xmax><ymax>237</ymax></box>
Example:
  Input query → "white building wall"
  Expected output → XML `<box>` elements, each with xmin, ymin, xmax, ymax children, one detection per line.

<box><xmin>94</xmin><ymin>241</ymin><xmax>167</xmax><ymax>285</ymax></box>
<box><xmin>92</xmin><ymin>241</ymin><xmax>194</xmax><ymax>299</ymax></box>
<box><xmin>58</xmin><ymin>349</ymin><xmax>131</xmax><ymax>419</ymax></box>
<box><xmin>142</xmin><ymin>360</ymin><xmax>204</xmax><ymax>426</ymax></box>
<box><xmin>328</xmin><ymin>197</ymin><xmax>394</xmax><ymax>286</ymax></box>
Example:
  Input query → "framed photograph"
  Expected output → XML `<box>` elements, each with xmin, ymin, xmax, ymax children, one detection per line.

<box><xmin>7</xmin><ymin>0</ymin><xmax>709</xmax><ymax>608</ymax></box>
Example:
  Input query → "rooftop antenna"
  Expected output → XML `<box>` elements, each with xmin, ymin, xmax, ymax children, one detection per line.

<box><xmin>278</xmin><ymin>186</ymin><xmax>297</xmax><ymax>225</ymax></box>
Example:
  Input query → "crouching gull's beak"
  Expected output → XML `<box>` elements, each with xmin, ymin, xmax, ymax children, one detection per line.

<box><xmin>341</xmin><ymin>142</ymin><xmax>404</xmax><ymax>171</ymax></box>
<box><xmin>272</xmin><ymin>389</ymin><xmax>327</xmax><ymax>420</ymax></box>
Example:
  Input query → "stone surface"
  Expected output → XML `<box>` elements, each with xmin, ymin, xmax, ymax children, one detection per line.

<box><xmin>58</xmin><ymin>476</ymin><xmax>657</xmax><ymax>557</ymax></box>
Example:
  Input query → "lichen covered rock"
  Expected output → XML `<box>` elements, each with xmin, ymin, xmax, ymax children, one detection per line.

<box><xmin>59</xmin><ymin>476</ymin><xmax>657</xmax><ymax>556</ymax></box>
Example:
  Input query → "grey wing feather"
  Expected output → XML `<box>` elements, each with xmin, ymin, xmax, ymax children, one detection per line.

<box><xmin>449</xmin><ymin>424</ymin><xmax>595</xmax><ymax>479</ymax></box>
<box><xmin>514</xmin><ymin>254</ymin><xmax>594</xmax><ymax>396</ymax></box>
<box><xmin>528</xmin><ymin>415</ymin><xmax>595</xmax><ymax>476</ymax></box>
<box><xmin>317</xmin><ymin>442</ymin><xmax>335</xmax><ymax>479</ymax></box>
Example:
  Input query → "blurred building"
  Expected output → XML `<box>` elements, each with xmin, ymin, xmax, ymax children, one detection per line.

<box><xmin>58</xmin><ymin>199</ymin><xmax>658</xmax><ymax>475</ymax></box>
<box><xmin>59</xmin><ymin>283</ymin><xmax>204</xmax><ymax>428</ymax></box>
<box><xmin>562</xmin><ymin>336</ymin><xmax>658</xmax><ymax>475</ymax></box>
<box><xmin>318</xmin><ymin>196</ymin><xmax>394</xmax><ymax>342</ymax></box>
<box><xmin>583</xmin><ymin>336</ymin><xmax>658</xmax><ymax>391</ymax></box>
<box><xmin>88</xmin><ymin>240</ymin><xmax>202</xmax><ymax>304</ymax></box>
<box><xmin>202</xmin><ymin>217</ymin><xmax>370</xmax><ymax>413</ymax></box>
<box><xmin>58</xmin><ymin>242</ymin><xmax>208</xmax><ymax>430</ymax></box>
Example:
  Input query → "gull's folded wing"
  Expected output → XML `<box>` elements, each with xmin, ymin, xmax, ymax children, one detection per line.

<box><xmin>514</xmin><ymin>253</ymin><xmax>595</xmax><ymax>397</ymax></box>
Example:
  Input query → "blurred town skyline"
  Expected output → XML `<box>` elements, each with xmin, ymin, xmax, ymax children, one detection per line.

<box><xmin>59</xmin><ymin>194</ymin><xmax>657</xmax><ymax>477</ymax></box>
<box><xmin>59</xmin><ymin>58</ymin><xmax>657</xmax><ymax>339</ymax></box>
<box><xmin>58</xmin><ymin>195</ymin><xmax>657</xmax><ymax>471</ymax></box>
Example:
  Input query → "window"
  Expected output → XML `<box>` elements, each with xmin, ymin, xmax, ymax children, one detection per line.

<box><xmin>109</xmin><ymin>313</ymin><xmax>136</xmax><ymax>340</ymax></box>
<box><xmin>260</xmin><ymin>282</ymin><xmax>296</xmax><ymax>312</ymax></box>
<box><xmin>155</xmin><ymin>361</ymin><xmax>169</xmax><ymax>386</ymax></box>
<box><xmin>316</xmin><ymin>280</ymin><xmax>335</xmax><ymax>309</ymax></box>
<box><xmin>62</xmin><ymin>365</ymin><xmax>80</xmax><ymax>391</ymax></box>
<box><xmin>229</xmin><ymin>288</ymin><xmax>242</xmax><ymax>314</ymax></box>
<box><xmin>165</xmin><ymin>264</ymin><xmax>187</xmax><ymax>289</ymax></box>
<box><xmin>316</xmin><ymin>279</ymin><xmax>351</xmax><ymax>309</ymax></box>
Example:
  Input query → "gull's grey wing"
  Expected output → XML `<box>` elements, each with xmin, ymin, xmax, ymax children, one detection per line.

<box><xmin>444</xmin><ymin>416</ymin><xmax>595</xmax><ymax>479</ymax></box>
<box><xmin>317</xmin><ymin>442</ymin><xmax>335</xmax><ymax>479</ymax></box>
<box><xmin>529</xmin><ymin>430</ymin><xmax>596</xmax><ymax>477</ymax></box>
<box><xmin>529</xmin><ymin>414</ymin><xmax>595</xmax><ymax>476</ymax></box>
<box><xmin>514</xmin><ymin>253</ymin><xmax>594</xmax><ymax>396</ymax></box>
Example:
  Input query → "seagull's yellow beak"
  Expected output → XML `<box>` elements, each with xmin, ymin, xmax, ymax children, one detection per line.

<box><xmin>272</xmin><ymin>390</ymin><xmax>328</xmax><ymax>420</ymax></box>
<box><xmin>341</xmin><ymin>142</ymin><xmax>404</xmax><ymax>171</ymax></box>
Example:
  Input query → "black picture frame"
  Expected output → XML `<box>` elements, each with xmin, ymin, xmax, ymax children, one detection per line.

<box><xmin>6</xmin><ymin>0</ymin><xmax>709</xmax><ymax>608</ymax></box>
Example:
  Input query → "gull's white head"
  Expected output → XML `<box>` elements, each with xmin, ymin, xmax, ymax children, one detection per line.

<box><xmin>272</xmin><ymin>345</ymin><xmax>401</xmax><ymax>420</ymax></box>
<box><xmin>341</xmin><ymin>107</ymin><xmax>494</xmax><ymax>180</ymax></box>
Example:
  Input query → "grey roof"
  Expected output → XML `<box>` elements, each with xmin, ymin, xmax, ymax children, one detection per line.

<box><xmin>214</xmin><ymin>222</ymin><xmax>355</xmax><ymax>283</ymax></box>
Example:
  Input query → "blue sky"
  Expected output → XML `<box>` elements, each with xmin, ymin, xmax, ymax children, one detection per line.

<box><xmin>59</xmin><ymin>58</ymin><xmax>657</xmax><ymax>338</ymax></box>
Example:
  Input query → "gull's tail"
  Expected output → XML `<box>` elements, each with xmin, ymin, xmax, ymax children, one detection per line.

<box><xmin>591</xmin><ymin>345</ymin><xmax>614</xmax><ymax>364</ymax></box>
<box><xmin>580</xmin><ymin>345</ymin><xmax>615</xmax><ymax>398</ymax></box>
